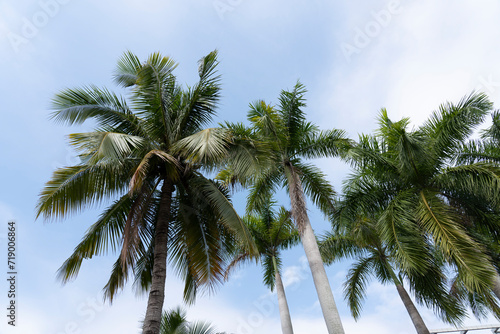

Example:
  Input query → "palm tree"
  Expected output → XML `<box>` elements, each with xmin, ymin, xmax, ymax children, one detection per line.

<box><xmin>339</xmin><ymin>93</ymin><xmax>500</xmax><ymax>313</ymax></box>
<box><xmin>225</xmin><ymin>202</ymin><xmax>300</xmax><ymax>334</ymax></box>
<box><xmin>36</xmin><ymin>51</ymin><xmax>255</xmax><ymax>334</ymax></box>
<box><xmin>320</xmin><ymin>212</ymin><xmax>465</xmax><ymax>334</ymax></box>
<box><xmin>159</xmin><ymin>307</ymin><xmax>216</xmax><ymax>334</ymax></box>
<box><xmin>219</xmin><ymin>82</ymin><xmax>352</xmax><ymax>334</ymax></box>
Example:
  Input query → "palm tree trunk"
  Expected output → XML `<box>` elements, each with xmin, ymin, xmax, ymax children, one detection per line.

<box><xmin>395</xmin><ymin>283</ymin><xmax>430</xmax><ymax>334</ymax></box>
<box><xmin>286</xmin><ymin>166</ymin><xmax>345</xmax><ymax>334</ymax></box>
<box><xmin>386</xmin><ymin>263</ymin><xmax>429</xmax><ymax>334</ymax></box>
<box><xmin>143</xmin><ymin>180</ymin><xmax>174</xmax><ymax>334</ymax></box>
<box><xmin>273</xmin><ymin>257</ymin><xmax>294</xmax><ymax>334</ymax></box>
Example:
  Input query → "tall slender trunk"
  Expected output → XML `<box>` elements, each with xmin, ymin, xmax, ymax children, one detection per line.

<box><xmin>395</xmin><ymin>284</ymin><xmax>430</xmax><ymax>334</ymax></box>
<box><xmin>387</xmin><ymin>265</ymin><xmax>429</xmax><ymax>334</ymax></box>
<box><xmin>143</xmin><ymin>180</ymin><xmax>173</xmax><ymax>334</ymax></box>
<box><xmin>286</xmin><ymin>166</ymin><xmax>345</xmax><ymax>334</ymax></box>
<box><xmin>273</xmin><ymin>256</ymin><xmax>294</xmax><ymax>334</ymax></box>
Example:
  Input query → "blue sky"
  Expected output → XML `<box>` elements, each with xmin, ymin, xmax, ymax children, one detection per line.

<box><xmin>1</xmin><ymin>0</ymin><xmax>500</xmax><ymax>333</ymax></box>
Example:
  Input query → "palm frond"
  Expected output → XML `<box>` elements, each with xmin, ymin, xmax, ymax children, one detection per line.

<box><xmin>420</xmin><ymin>92</ymin><xmax>492</xmax><ymax>161</ymax></box>
<box><xmin>36</xmin><ymin>163</ymin><xmax>129</xmax><ymax>220</ymax></box>
<box><xmin>114</xmin><ymin>50</ymin><xmax>142</xmax><ymax>87</ymax></box>
<box><xmin>69</xmin><ymin>131</ymin><xmax>146</xmax><ymax>163</ymax></box>
<box><xmin>51</xmin><ymin>85</ymin><xmax>145</xmax><ymax>136</ymax></box>
<box><xmin>174</xmin><ymin>51</ymin><xmax>221</xmax><ymax>136</ymax></box>
<box><xmin>416</xmin><ymin>190</ymin><xmax>496</xmax><ymax>293</ymax></box>
<box><xmin>294</xmin><ymin>161</ymin><xmax>336</xmax><ymax>217</ymax></box>
<box><xmin>56</xmin><ymin>194</ymin><xmax>131</xmax><ymax>283</ymax></box>
<box><xmin>172</xmin><ymin>128</ymin><xmax>231</xmax><ymax>165</ymax></box>
<box><xmin>295</xmin><ymin>128</ymin><xmax>352</xmax><ymax>159</ymax></box>
<box><xmin>278</xmin><ymin>81</ymin><xmax>307</xmax><ymax>142</ymax></box>
<box><xmin>319</xmin><ymin>233</ymin><xmax>366</xmax><ymax>264</ymax></box>
<box><xmin>344</xmin><ymin>256</ymin><xmax>375</xmax><ymax>319</ymax></box>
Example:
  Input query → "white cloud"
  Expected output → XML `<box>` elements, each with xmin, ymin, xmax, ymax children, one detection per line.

<box><xmin>321</xmin><ymin>0</ymin><xmax>500</xmax><ymax>135</ymax></box>
<box><xmin>282</xmin><ymin>256</ymin><xmax>309</xmax><ymax>288</ymax></box>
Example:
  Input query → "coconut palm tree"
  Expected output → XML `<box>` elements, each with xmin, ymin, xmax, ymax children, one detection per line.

<box><xmin>36</xmin><ymin>51</ymin><xmax>255</xmax><ymax>334</ymax></box>
<box><xmin>218</xmin><ymin>82</ymin><xmax>352</xmax><ymax>334</ymax></box>
<box><xmin>339</xmin><ymin>93</ymin><xmax>500</xmax><ymax>312</ymax></box>
<box><xmin>225</xmin><ymin>202</ymin><xmax>300</xmax><ymax>334</ymax></box>
<box><xmin>159</xmin><ymin>307</ymin><xmax>216</xmax><ymax>334</ymax></box>
<box><xmin>320</xmin><ymin>212</ymin><xmax>465</xmax><ymax>334</ymax></box>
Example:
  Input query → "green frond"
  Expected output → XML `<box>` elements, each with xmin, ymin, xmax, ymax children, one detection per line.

<box><xmin>454</xmin><ymin>140</ymin><xmax>500</xmax><ymax>165</ymax></box>
<box><xmin>246</xmin><ymin>169</ymin><xmax>283</xmax><ymax>214</ymax></box>
<box><xmin>114</xmin><ymin>50</ymin><xmax>142</xmax><ymax>87</ymax></box>
<box><xmin>173</xmin><ymin>51</ymin><xmax>221</xmax><ymax>137</ymax></box>
<box><xmin>56</xmin><ymin>195</ymin><xmax>131</xmax><ymax>283</ymax></box>
<box><xmin>187</xmin><ymin>321</ymin><xmax>217</xmax><ymax>334</ymax></box>
<box><xmin>189</xmin><ymin>176</ymin><xmax>257</xmax><ymax>256</ymax></box>
<box><xmin>247</xmin><ymin>100</ymin><xmax>284</xmax><ymax>144</ymax></box>
<box><xmin>450</xmin><ymin>274</ymin><xmax>500</xmax><ymax>321</ymax></box>
<box><xmin>159</xmin><ymin>307</ymin><xmax>188</xmax><ymax>334</ymax></box>
<box><xmin>103</xmin><ymin>255</ymin><xmax>131</xmax><ymax>302</ymax></box>
<box><xmin>319</xmin><ymin>233</ymin><xmax>366</xmax><ymax>264</ymax></box>
<box><xmin>278</xmin><ymin>81</ymin><xmax>307</xmax><ymax>141</ymax></box>
<box><xmin>262</xmin><ymin>254</ymin><xmax>279</xmax><ymax>290</ymax></box>
<box><xmin>172</xmin><ymin>128</ymin><xmax>231</xmax><ymax>165</ymax></box>
<box><xmin>50</xmin><ymin>85</ymin><xmax>145</xmax><ymax>136</ymax></box>
<box><xmin>69</xmin><ymin>131</ymin><xmax>146</xmax><ymax>163</ymax></box>
<box><xmin>436</xmin><ymin>163</ymin><xmax>500</xmax><ymax>210</ymax></box>
<box><xmin>344</xmin><ymin>256</ymin><xmax>375</xmax><ymax>319</ymax></box>
<box><xmin>295</xmin><ymin>128</ymin><xmax>352</xmax><ymax>159</ymax></box>
<box><xmin>377</xmin><ymin>190</ymin><xmax>431</xmax><ymax>274</ymax></box>
<box><xmin>481</xmin><ymin>109</ymin><xmax>500</xmax><ymax>143</ymax></box>
<box><xmin>220</xmin><ymin>121</ymin><xmax>275</xmax><ymax>184</ymax></box>
<box><xmin>272</xmin><ymin>206</ymin><xmax>300</xmax><ymax>249</ymax></box>
<box><xmin>420</xmin><ymin>92</ymin><xmax>492</xmax><ymax>161</ymax></box>
<box><xmin>407</xmin><ymin>261</ymin><xmax>466</xmax><ymax>325</ymax></box>
<box><xmin>36</xmin><ymin>163</ymin><xmax>129</xmax><ymax>220</ymax></box>
<box><xmin>294</xmin><ymin>162</ymin><xmax>336</xmax><ymax>217</ymax></box>
<box><xmin>416</xmin><ymin>190</ymin><xmax>496</xmax><ymax>293</ymax></box>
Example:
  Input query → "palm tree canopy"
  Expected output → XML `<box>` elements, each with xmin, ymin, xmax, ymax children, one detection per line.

<box><xmin>226</xmin><ymin>201</ymin><xmax>300</xmax><ymax>291</ymax></box>
<box><xmin>36</xmin><ymin>50</ymin><xmax>256</xmax><ymax>303</ymax></box>
<box><xmin>320</xmin><ymin>212</ymin><xmax>466</xmax><ymax>325</ymax></box>
<box><xmin>218</xmin><ymin>82</ymin><xmax>353</xmax><ymax>222</ymax></box>
<box><xmin>159</xmin><ymin>307</ymin><xmax>216</xmax><ymax>334</ymax></box>
<box><xmin>340</xmin><ymin>92</ymin><xmax>500</xmax><ymax>297</ymax></box>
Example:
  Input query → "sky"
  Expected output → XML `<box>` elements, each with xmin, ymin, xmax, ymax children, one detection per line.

<box><xmin>1</xmin><ymin>0</ymin><xmax>500</xmax><ymax>333</ymax></box>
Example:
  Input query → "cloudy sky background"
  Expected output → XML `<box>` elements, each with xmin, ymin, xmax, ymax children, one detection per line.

<box><xmin>1</xmin><ymin>0</ymin><xmax>500</xmax><ymax>333</ymax></box>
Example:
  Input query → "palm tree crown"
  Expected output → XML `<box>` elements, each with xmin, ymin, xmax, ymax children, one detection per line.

<box><xmin>340</xmin><ymin>93</ymin><xmax>500</xmax><ymax>305</ymax></box>
<box><xmin>159</xmin><ymin>307</ymin><xmax>216</xmax><ymax>334</ymax></box>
